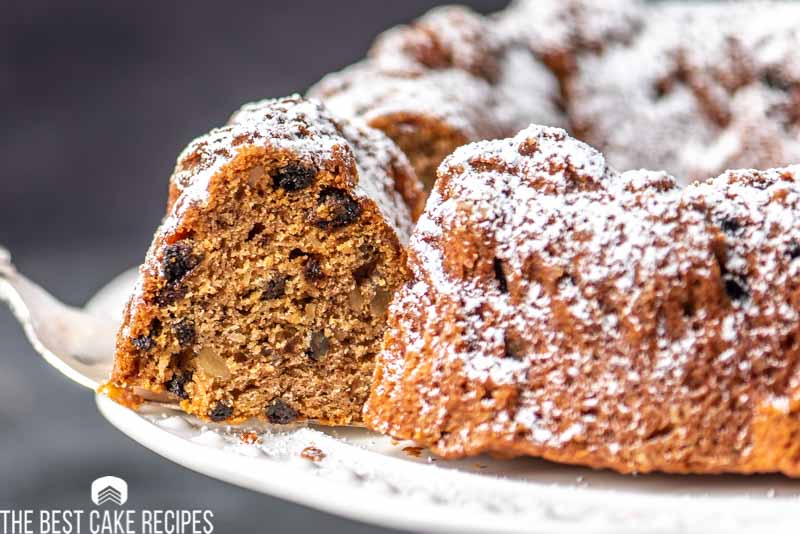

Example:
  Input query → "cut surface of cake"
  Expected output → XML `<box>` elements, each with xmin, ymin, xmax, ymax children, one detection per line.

<box><xmin>365</xmin><ymin>125</ymin><xmax>800</xmax><ymax>476</ymax></box>
<box><xmin>110</xmin><ymin>96</ymin><xmax>423</xmax><ymax>425</ymax></box>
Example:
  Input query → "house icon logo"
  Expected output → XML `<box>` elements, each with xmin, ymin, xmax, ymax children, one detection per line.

<box><xmin>91</xmin><ymin>476</ymin><xmax>128</xmax><ymax>506</ymax></box>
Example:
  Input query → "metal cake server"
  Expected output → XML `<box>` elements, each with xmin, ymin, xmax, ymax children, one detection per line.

<box><xmin>0</xmin><ymin>245</ymin><xmax>118</xmax><ymax>390</ymax></box>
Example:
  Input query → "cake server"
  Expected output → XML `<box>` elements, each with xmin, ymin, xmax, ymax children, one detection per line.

<box><xmin>0</xmin><ymin>244</ymin><xmax>117</xmax><ymax>390</ymax></box>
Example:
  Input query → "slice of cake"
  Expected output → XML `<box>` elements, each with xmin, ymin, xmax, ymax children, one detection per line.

<box><xmin>110</xmin><ymin>96</ymin><xmax>423</xmax><ymax>425</ymax></box>
<box><xmin>365</xmin><ymin>124</ymin><xmax>800</xmax><ymax>476</ymax></box>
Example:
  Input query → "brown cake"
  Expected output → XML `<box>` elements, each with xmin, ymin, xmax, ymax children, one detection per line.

<box><xmin>364</xmin><ymin>125</ymin><xmax>800</xmax><ymax>476</ymax></box>
<box><xmin>308</xmin><ymin>5</ymin><xmax>563</xmax><ymax>191</ymax></box>
<box><xmin>109</xmin><ymin>1</ymin><xmax>800</xmax><ymax>467</ymax></box>
<box><xmin>110</xmin><ymin>96</ymin><xmax>423</xmax><ymax>425</ymax></box>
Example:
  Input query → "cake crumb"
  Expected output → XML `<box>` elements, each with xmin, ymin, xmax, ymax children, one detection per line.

<box><xmin>301</xmin><ymin>446</ymin><xmax>327</xmax><ymax>462</ymax></box>
<box><xmin>239</xmin><ymin>431</ymin><xmax>261</xmax><ymax>445</ymax></box>
<box><xmin>402</xmin><ymin>446</ymin><xmax>423</xmax><ymax>458</ymax></box>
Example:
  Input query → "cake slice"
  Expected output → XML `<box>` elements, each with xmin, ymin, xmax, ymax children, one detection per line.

<box><xmin>365</xmin><ymin>124</ymin><xmax>800</xmax><ymax>475</ymax></box>
<box><xmin>110</xmin><ymin>96</ymin><xmax>423</xmax><ymax>425</ymax></box>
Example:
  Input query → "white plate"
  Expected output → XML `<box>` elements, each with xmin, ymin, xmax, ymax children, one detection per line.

<box><xmin>88</xmin><ymin>271</ymin><xmax>800</xmax><ymax>534</ymax></box>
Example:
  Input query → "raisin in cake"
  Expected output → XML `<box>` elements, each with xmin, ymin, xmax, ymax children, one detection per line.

<box><xmin>365</xmin><ymin>125</ymin><xmax>800</xmax><ymax>476</ymax></box>
<box><xmin>110</xmin><ymin>96</ymin><xmax>424</xmax><ymax>425</ymax></box>
<box><xmin>309</xmin><ymin>5</ymin><xmax>563</xmax><ymax>191</ymax></box>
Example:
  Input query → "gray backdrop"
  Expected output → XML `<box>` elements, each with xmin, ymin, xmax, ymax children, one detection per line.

<box><xmin>0</xmin><ymin>1</ymin><xmax>504</xmax><ymax>532</ymax></box>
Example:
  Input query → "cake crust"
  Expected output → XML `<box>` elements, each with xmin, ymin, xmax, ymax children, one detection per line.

<box><xmin>365</xmin><ymin>125</ymin><xmax>800</xmax><ymax>476</ymax></box>
<box><xmin>568</xmin><ymin>1</ymin><xmax>800</xmax><ymax>182</ymax></box>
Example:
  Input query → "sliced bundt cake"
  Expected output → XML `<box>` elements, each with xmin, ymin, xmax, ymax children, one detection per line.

<box><xmin>365</xmin><ymin>125</ymin><xmax>800</xmax><ymax>476</ymax></box>
<box><xmin>110</xmin><ymin>96</ymin><xmax>423</xmax><ymax>425</ymax></box>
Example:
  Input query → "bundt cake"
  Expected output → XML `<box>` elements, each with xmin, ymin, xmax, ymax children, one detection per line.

<box><xmin>108</xmin><ymin>1</ymin><xmax>800</xmax><ymax>477</ymax></box>
<box><xmin>364</xmin><ymin>125</ymin><xmax>800</xmax><ymax>476</ymax></box>
<box><xmin>110</xmin><ymin>96</ymin><xmax>423</xmax><ymax>425</ymax></box>
<box><xmin>308</xmin><ymin>5</ymin><xmax>563</xmax><ymax>192</ymax></box>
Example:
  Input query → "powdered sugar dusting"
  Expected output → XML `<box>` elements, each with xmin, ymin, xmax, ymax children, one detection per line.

<box><xmin>311</xmin><ymin>64</ymin><xmax>499</xmax><ymax>142</ymax></box>
<box><xmin>173</xmin><ymin>97</ymin><xmax>334</xmax><ymax>211</ymax></box>
<box><xmin>163</xmin><ymin>96</ymin><xmax>416</xmax><ymax>244</ymax></box>
<box><xmin>571</xmin><ymin>1</ymin><xmax>800</xmax><ymax>183</ymax></box>
<box><xmin>370</xmin><ymin>125</ymin><xmax>800</xmax><ymax>467</ymax></box>
<box><xmin>496</xmin><ymin>0</ymin><xmax>644</xmax><ymax>60</ymax></box>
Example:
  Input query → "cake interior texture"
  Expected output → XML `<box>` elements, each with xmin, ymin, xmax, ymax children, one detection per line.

<box><xmin>111</xmin><ymin>98</ymin><xmax>415</xmax><ymax>425</ymax></box>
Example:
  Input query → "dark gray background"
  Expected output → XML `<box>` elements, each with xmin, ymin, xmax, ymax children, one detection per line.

<box><xmin>0</xmin><ymin>1</ymin><xmax>504</xmax><ymax>532</ymax></box>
